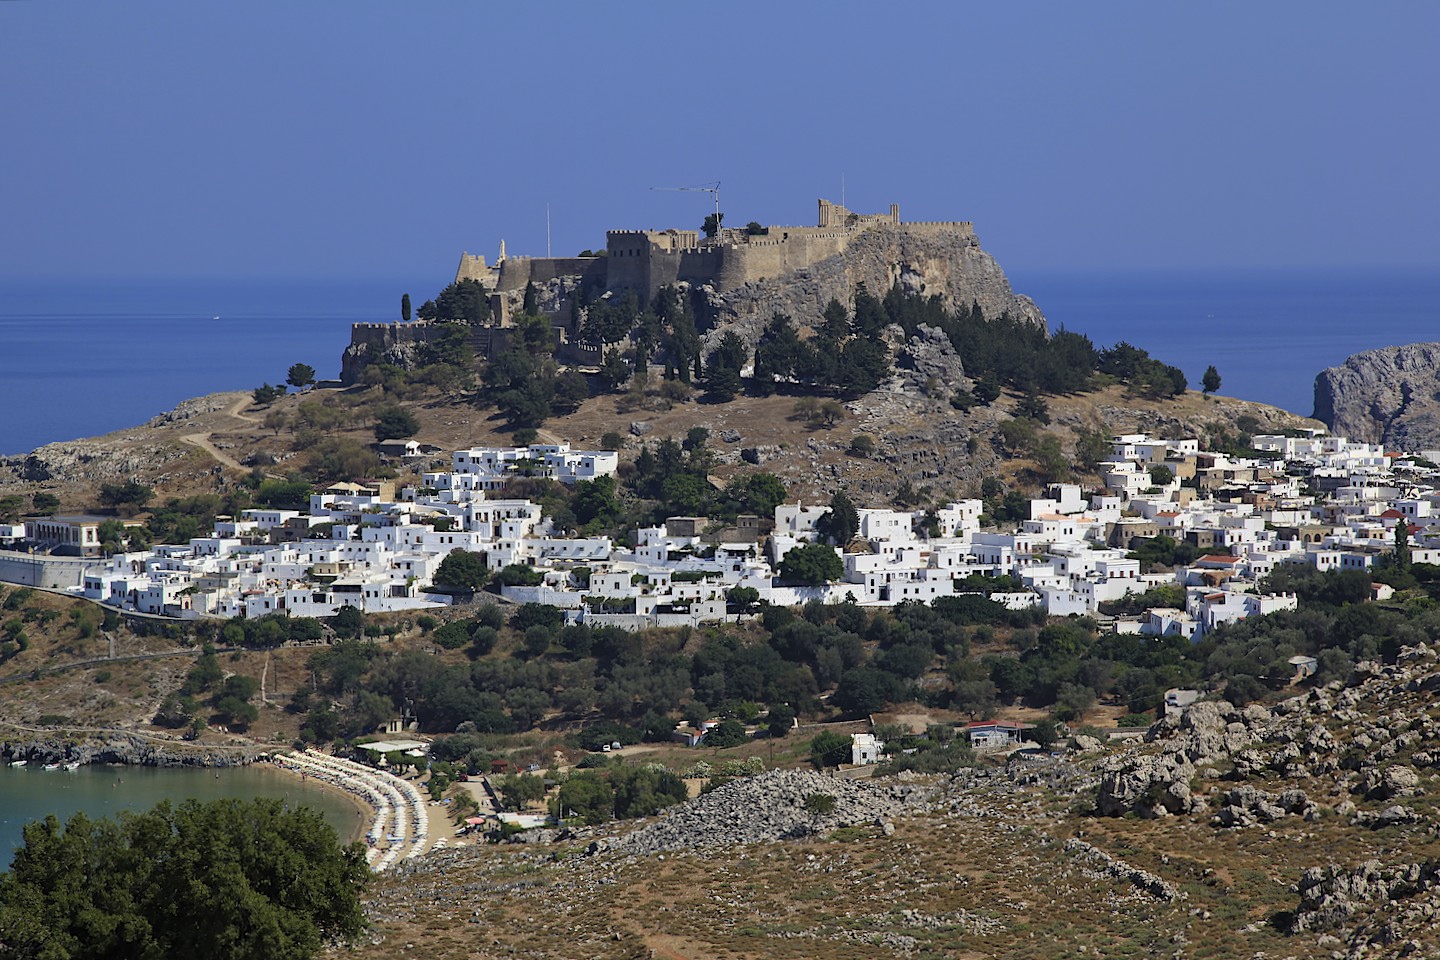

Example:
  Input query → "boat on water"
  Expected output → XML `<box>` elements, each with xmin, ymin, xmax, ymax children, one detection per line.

<box><xmin>8</xmin><ymin>760</ymin><xmax>26</xmax><ymax>767</ymax></box>
<box><xmin>42</xmin><ymin>762</ymin><xmax>61</xmax><ymax>771</ymax></box>
<box><xmin>62</xmin><ymin>761</ymin><xmax>81</xmax><ymax>771</ymax></box>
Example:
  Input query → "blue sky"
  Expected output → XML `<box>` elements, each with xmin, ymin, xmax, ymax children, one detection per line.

<box><xmin>2</xmin><ymin>2</ymin><xmax>1436</xmax><ymax>287</ymax></box>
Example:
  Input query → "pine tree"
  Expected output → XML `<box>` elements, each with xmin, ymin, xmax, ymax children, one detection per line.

<box><xmin>816</xmin><ymin>491</ymin><xmax>860</xmax><ymax>546</ymax></box>
<box><xmin>1202</xmin><ymin>365</ymin><xmax>1221</xmax><ymax>395</ymax></box>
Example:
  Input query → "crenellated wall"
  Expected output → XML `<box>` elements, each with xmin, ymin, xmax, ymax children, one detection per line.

<box><xmin>493</xmin><ymin>256</ymin><xmax>606</xmax><ymax>292</ymax></box>
<box><xmin>353</xmin><ymin>200</ymin><xmax>1024</xmax><ymax>382</ymax></box>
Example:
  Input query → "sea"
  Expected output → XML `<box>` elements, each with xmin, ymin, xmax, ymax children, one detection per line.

<box><xmin>2</xmin><ymin>270</ymin><xmax>1438</xmax><ymax>457</ymax></box>
<box><xmin>0</xmin><ymin>276</ymin><xmax>433</xmax><ymax>457</ymax></box>
<box><xmin>0</xmin><ymin>762</ymin><xmax>363</xmax><ymax>869</ymax></box>
<box><xmin>1015</xmin><ymin>267</ymin><xmax>1440</xmax><ymax>417</ymax></box>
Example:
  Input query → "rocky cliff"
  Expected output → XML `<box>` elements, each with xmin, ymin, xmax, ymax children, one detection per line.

<box><xmin>341</xmin><ymin>222</ymin><xmax>1044</xmax><ymax>382</ymax></box>
<box><xmin>696</xmin><ymin>222</ymin><xmax>1044</xmax><ymax>350</ymax></box>
<box><xmin>1313</xmin><ymin>342</ymin><xmax>1440</xmax><ymax>447</ymax></box>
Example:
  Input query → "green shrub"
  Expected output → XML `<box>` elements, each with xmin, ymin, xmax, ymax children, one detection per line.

<box><xmin>803</xmin><ymin>793</ymin><xmax>836</xmax><ymax>815</ymax></box>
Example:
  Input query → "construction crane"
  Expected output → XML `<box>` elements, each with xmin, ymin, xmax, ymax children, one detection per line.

<box><xmin>651</xmin><ymin>181</ymin><xmax>722</xmax><ymax>235</ymax></box>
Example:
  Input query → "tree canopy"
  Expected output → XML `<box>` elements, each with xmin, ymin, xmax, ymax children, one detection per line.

<box><xmin>0</xmin><ymin>797</ymin><xmax>368</xmax><ymax>960</ymax></box>
<box><xmin>286</xmin><ymin>363</ymin><xmax>317</xmax><ymax>389</ymax></box>
<box><xmin>434</xmin><ymin>549</ymin><xmax>489</xmax><ymax>592</ymax></box>
<box><xmin>778</xmin><ymin>543</ymin><xmax>843</xmax><ymax>585</ymax></box>
<box><xmin>417</xmin><ymin>279</ymin><xmax>491</xmax><ymax>324</ymax></box>
<box><xmin>373</xmin><ymin>405</ymin><xmax>420</xmax><ymax>441</ymax></box>
<box><xmin>815</xmin><ymin>491</ymin><xmax>859</xmax><ymax>546</ymax></box>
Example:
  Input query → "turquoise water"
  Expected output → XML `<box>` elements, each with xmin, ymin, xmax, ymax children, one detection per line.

<box><xmin>0</xmin><ymin>763</ymin><xmax>365</xmax><ymax>869</ymax></box>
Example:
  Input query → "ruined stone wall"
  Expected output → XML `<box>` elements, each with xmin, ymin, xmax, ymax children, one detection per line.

<box><xmin>714</xmin><ymin>230</ymin><xmax>852</xmax><ymax>290</ymax></box>
<box><xmin>817</xmin><ymin>198</ymin><xmax>900</xmax><ymax>229</ymax></box>
<box><xmin>494</xmin><ymin>256</ymin><xmax>604</xmax><ymax>292</ymax></box>
<box><xmin>455</xmin><ymin>253</ymin><xmax>495</xmax><ymax>285</ymax></box>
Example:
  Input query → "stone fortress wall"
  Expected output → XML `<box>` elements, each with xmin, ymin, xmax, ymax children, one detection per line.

<box><xmin>343</xmin><ymin>198</ymin><xmax>1001</xmax><ymax>382</ymax></box>
<box><xmin>454</xmin><ymin>199</ymin><xmax>977</xmax><ymax>303</ymax></box>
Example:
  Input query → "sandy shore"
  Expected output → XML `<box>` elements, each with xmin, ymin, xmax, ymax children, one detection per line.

<box><xmin>269</xmin><ymin>752</ymin><xmax>465</xmax><ymax>866</ymax></box>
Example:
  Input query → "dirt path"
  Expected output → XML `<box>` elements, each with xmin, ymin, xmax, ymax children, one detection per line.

<box><xmin>179</xmin><ymin>431</ymin><xmax>248</xmax><ymax>470</ymax></box>
<box><xmin>178</xmin><ymin>393</ymin><xmax>262</xmax><ymax>471</ymax></box>
<box><xmin>223</xmin><ymin>393</ymin><xmax>261</xmax><ymax>424</ymax></box>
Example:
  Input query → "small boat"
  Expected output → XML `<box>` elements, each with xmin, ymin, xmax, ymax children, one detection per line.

<box><xmin>62</xmin><ymin>761</ymin><xmax>81</xmax><ymax>771</ymax></box>
<box><xmin>8</xmin><ymin>760</ymin><xmax>26</xmax><ymax>767</ymax></box>
<box><xmin>42</xmin><ymin>763</ymin><xmax>61</xmax><ymax>771</ymax></box>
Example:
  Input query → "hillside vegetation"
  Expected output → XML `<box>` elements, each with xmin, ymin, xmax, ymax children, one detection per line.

<box><xmin>350</xmin><ymin>641</ymin><xmax>1440</xmax><ymax>960</ymax></box>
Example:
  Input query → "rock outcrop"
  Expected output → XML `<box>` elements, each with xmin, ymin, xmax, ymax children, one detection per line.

<box><xmin>1094</xmin><ymin>699</ymin><xmax>1272</xmax><ymax>818</ymax></box>
<box><xmin>889</xmin><ymin>323</ymin><xmax>967</xmax><ymax>399</ymax></box>
<box><xmin>697</xmin><ymin>222</ymin><xmax>1044</xmax><ymax>354</ymax></box>
<box><xmin>2</xmin><ymin>731</ymin><xmax>260</xmax><ymax>768</ymax></box>
<box><xmin>1313</xmin><ymin>342</ymin><xmax>1440</xmax><ymax>447</ymax></box>
<box><xmin>597</xmin><ymin>769</ymin><xmax>932</xmax><ymax>856</ymax></box>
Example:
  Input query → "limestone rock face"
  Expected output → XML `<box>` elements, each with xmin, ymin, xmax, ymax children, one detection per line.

<box><xmin>698</xmin><ymin>223</ymin><xmax>1045</xmax><ymax>354</ymax></box>
<box><xmin>890</xmin><ymin>323</ymin><xmax>967</xmax><ymax>398</ymax></box>
<box><xmin>1313</xmin><ymin>342</ymin><xmax>1440</xmax><ymax>447</ymax></box>
<box><xmin>12</xmin><ymin>438</ymin><xmax>192</xmax><ymax>484</ymax></box>
<box><xmin>1094</xmin><ymin>752</ymin><xmax>1199</xmax><ymax>818</ymax></box>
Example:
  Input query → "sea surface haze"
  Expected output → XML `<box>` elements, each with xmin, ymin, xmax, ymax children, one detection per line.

<box><xmin>1016</xmin><ymin>267</ymin><xmax>1440</xmax><ymax>419</ymax></box>
<box><xmin>1</xmin><ymin>269</ymin><xmax>1437</xmax><ymax>455</ymax></box>
<box><xmin>0</xmin><ymin>276</ymin><xmax>429</xmax><ymax>455</ymax></box>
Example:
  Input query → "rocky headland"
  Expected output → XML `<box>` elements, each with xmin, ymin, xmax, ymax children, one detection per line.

<box><xmin>1314</xmin><ymin>342</ymin><xmax>1440</xmax><ymax>448</ymax></box>
<box><xmin>1</xmin><ymin>727</ymin><xmax>260</xmax><ymax>768</ymax></box>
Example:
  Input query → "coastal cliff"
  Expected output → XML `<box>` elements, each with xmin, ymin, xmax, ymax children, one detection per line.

<box><xmin>1313</xmin><ymin>342</ymin><xmax>1440</xmax><ymax>448</ymax></box>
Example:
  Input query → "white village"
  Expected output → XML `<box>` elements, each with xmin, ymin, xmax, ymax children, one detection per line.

<box><xmin>8</xmin><ymin>430</ymin><xmax>1436</xmax><ymax>647</ymax></box>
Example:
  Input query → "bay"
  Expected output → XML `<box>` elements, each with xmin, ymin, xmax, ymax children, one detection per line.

<box><xmin>0</xmin><ymin>762</ymin><xmax>366</xmax><ymax>869</ymax></box>
<box><xmin>1017</xmin><ymin>267</ymin><xmax>1440</xmax><ymax>418</ymax></box>
<box><xmin>0</xmin><ymin>275</ymin><xmax>436</xmax><ymax>456</ymax></box>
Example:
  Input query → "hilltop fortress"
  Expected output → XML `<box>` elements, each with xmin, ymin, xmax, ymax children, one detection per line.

<box><xmin>343</xmin><ymin>198</ymin><xmax>1044</xmax><ymax>381</ymax></box>
<box><xmin>456</xmin><ymin>199</ymin><xmax>911</xmax><ymax>302</ymax></box>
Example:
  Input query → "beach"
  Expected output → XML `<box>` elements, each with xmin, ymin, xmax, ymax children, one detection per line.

<box><xmin>269</xmin><ymin>751</ymin><xmax>463</xmax><ymax>870</ymax></box>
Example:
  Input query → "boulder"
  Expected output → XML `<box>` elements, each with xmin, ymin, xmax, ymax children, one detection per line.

<box><xmin>1094</xmin><ymin>752</ymin><xmax>1197</xmax><ymax>817</ymax></box>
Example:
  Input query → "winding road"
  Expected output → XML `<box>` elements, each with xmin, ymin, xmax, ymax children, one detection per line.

<box><xmin>178</xmin><ymin>394</ymin><xmax>261</xmax><ymax>472</ymax></box>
